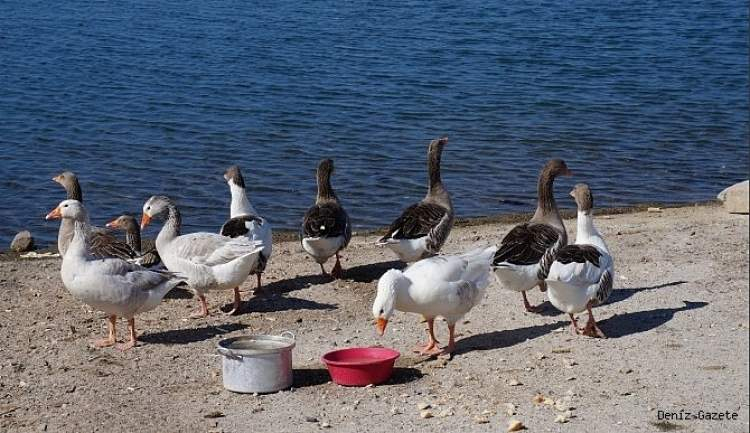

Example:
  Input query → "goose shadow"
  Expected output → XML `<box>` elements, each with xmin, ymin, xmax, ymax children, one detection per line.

<box><xmin>140</xmin><ymin>323</ymin><xmax>248</xmax><ymax>345</ymax></box>
<box><xmin>599</xmin><ymin>301</ymin><xmax>708</xmax><ymax>338</ymax></box>
<box><xmin>607</xmin><ymin>281</ymin><xmax>688</xmax><ymax>305</ymax></box>
<box><xmin>453</xmin><ymin>320</ymin><xmax>568</xmax><ymax>356</ymax></box>
<box><xmin>260</xmin><ymin>274</ymin><xmax>335</xmax><ymax>296</ymax></box>
<box><xmin>226</xmin><ymin>294</ymin><xmax>337</xmax><ymax>315</ymax></box>
<box><xmin>345</xmin><ymin>260</ymin><xmax>406</xmax><ymax>283</ymax></box>
<box><xmin>292</xmin><ymin>367</ymin><xmax>423</xmax><ymax>389</ymax></box>
<box><xmin>164</xmin><ymin>286</ymin><xmax>195</xmax><ymax>300</ymax></box>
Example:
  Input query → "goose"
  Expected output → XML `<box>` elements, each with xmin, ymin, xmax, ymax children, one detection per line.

<box><xmin>492</xmin><ymin>159</ymin><xmax>572</xmax><ymax>312</ymax></box>
<box><xmin>45</xmin><ymin>200</ymin><xmax>182</xmax><ymax>350</ymax></box>
<box><xmin>140</xmin><ymin>195</ymin><xmax>264</xmax><ymax>317</ymax></box>
<box><xmin>52</xmin><ymin>171</ymin><xmax>136</xmax><ymax>260</ymax></box>
<box><xmin>300</xmin><ymin>159</ymin><xmax>351</xmax><ymax>279</ymax></box>
<box><xmin>373</xmin><ymin>246</ymin><xmax>497</xmax><ymax>356</ymax></box>
<box><xmin>219</xmin><ymin>165</ymin><xmax>273</xmax><ymax>302</ymax></box>
<box><xmin>546</xmin><ymin>184</ymin><xmax>613</xmax><ymax>338</ymax></box>
<box><xmin>376</xmin><ymin>137</ymin><xmax>454</xmax><ymax>262</ymax></box>
<box><xmin>105</xmin><ymin>215</ymin><xmax>161</xmax><ymax>268</ymax></box>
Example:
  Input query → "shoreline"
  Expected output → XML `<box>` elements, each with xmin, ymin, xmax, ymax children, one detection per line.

<box><xmin>2</xmin><ymin>199</ymin><xmax>720</xmax><ymax>257</ymax></box>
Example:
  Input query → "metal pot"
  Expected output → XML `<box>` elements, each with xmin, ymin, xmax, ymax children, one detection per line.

<box><xmin>217</xmin><ymin>331</ymin><xmax>296</xmax><ymax>394</ymax></box>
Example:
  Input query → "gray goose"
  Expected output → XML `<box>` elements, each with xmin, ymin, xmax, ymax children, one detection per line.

<box><xmin>52</xmin><ymin>171</ymin><xmax>135</xmax><ymax>260</ymax></box>
<box><xmin>300</xmin><ymin>159</ymin><xmax>351</xmax><ymax>279</ymax></box>
<box><xmin>492</xmin><ymin>159</ymin><xmax>572</xmax><ymax>312</ymax></box>
<box><xmin>376</xmin><ymin>137</ymin><xmax>454</xmax><ymax>262</ymax></box>
<box><xmin>219</xmin><ymin>165</ymin><xmax>273</xmax><ymax>305</ymax></box>
<box><xmin>105</xmin><ymin>215</ymin><xmax>162</xmax><ymax>268</ymax></box>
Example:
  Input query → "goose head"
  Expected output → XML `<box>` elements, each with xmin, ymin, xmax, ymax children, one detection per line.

<box><xmin>224</xmin><ymin>165</ymin><xmax>246</xmax><ymax>188</ymax></box>
<box><xmin>570</xmin><ymin>183</ymin><xmax>594</xmax><ymax>214</ymax></box>
<box><xmin>52</xmin><ymin>171</ymin><xmax>83</xmax><ymax>201</ymax></box>
<box><xmin>541</xmin><ymin>159</ymin><xmax>573</xmax><ymax>180</ymax></box>
<box><xmin>45</xmin><ymin>199</ymin><xmax>87</xmax><ymax>222</ymax></box>
<box><xmin>106</xmin><ymin>214</ymin><xmax>139</xmax><ymax>232</ymax></box>
<box><xmin>372</xmin><ymin>269</ymin><xmax>407</xmax><ymax>336</ymax></box>
<box><xmin>140</xmin><ymin>195</ymin><xmax>173</xmax><ymax>230</ymax></box>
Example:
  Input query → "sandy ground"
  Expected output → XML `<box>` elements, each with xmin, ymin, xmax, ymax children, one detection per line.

<box><xmin>0</xmin><ymin>204</ymin><xmax>747</xmax><ymax>433</ymax></box>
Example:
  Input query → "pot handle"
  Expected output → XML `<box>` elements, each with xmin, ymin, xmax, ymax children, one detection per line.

<box><xmin>217</xmin><ymin>346</ymin><xmax>242</xmax><ymax>359</ymax></box>
<box><xmin>280</xmin><ymin>331</ymin><xmax>296</xmax><ymax>341</ymax></box>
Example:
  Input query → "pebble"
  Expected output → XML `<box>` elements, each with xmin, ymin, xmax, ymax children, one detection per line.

<box><xmin>504</xmin><ymin>403</ymin><xmax>517</xmax><ymax>416</ymax></box>
<box><xmin>508</xmin><ymin>379</ymin><xmax>522</xmax><ymax>386</ymax></box>
<box><xmin>305</xmin><ymin>416</ymin><xmax>319</xmax><ymax>423</ymax></box>
<box><xmin>554</xmin><ymin>414</ymin><xmax>569</xmax><ymax>423</ymax></box>
<box><xmin>473</xmin><ymin>416</ymin><xmax>490</xmax><ymax>424</ymax></box>
<box><xmin>417</xmin><ymin>402</ymin><xmax>431</xmax><ymax>410</ymax></box>
<box><xmin>419</xmin><ymin>410</ymin><xmax>433</xmax><ymax>419</ymax></box>
<box><xmin>507</xmin><ymin>419</ymin><xmax>526</xmax><ymax>432</ymax></box>
<box><xmin>320</xmin><ymin>422</ymin><xmax>331</xmax><ymax>428</ymax></box>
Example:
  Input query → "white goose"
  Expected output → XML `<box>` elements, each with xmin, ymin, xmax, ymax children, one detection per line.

<box><xmin>376</xmin><ymin>137</ymin><xmax>454</xmax><ymax>262</ymax></box>
<box><xmin>140</xmin><ymin>195</ymin><xmax>264</xmax><ymax>318</ymax></box>
<box><xmin>46</xmin><ymin>200</ymin><xmax>182</xmax><ymax>350</ymax></box>
<box><xmin>546</xmin><ymin>184</ymin><xmax>614</xmax><ymax>338</ymax></box>
<box><xmin>373</xmin><ymin>246</ymin><xmax>497</xmax><ymax>356</ymax></box>
<box><xmin>219</xmin><ymin>165</ymin><xmax>273</xmax><ymax>304</ymax></box>
<box><xmin>300</xmin><ymin>159</ymin><xmax>351</xmax><ymax>278</ymax></box>
<box><xmin>492</xmin><ymin>159</ymin><xmax>572</xmax><ymax>312</ymax></box>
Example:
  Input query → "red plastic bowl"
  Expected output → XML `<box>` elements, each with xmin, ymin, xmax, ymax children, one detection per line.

<box><xmin>321</xmin><ymin>347</ymin><xmax>401</xmax><ymax>386</ymax></box>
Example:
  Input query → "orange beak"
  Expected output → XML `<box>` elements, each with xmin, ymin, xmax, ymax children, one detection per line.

<box><xmin>140</xmin><ymin>214</ymin><xmax>152</xmax><ymax>230</ymax></box>
<box><xmin>375</xmin><ymin>317</ymin><xmax>388</xmax><ymax>336</ymax></box>
<box><xmin>105</xmin><ymin>219</ymin><xmax>119</xmax><ymax>229</ymax></box>
<box><xmin>52</xmin><ymin>175</ymin><xmax>62</xmax><ymax>183</ymax></box>
<box><xmin>45</xmin><ymin>206</ymin><xmax>62</xmax><ymax>220</ymax></box>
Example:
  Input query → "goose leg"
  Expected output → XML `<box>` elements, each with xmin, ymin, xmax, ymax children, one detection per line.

<box><xmin>522</xmin><ymin>291</ymin><xmax>543</xmax><ymax>313</ymax></box>
<box><xmin>116</xmin><ymin>318</ymin><xmax>137</xmax><ymax>351</ymax></box>
<box><xmin>568</xmin><ymin>314</ymin><xmax>581</xmax><ymax>335</ymax></box>
<box><xmin>440</xmin><ymin>324</ymin><xmax>457</xmax><ymax>355</ymax></box>
<box><xmin>319</xmin><ymin>263</ymin><xmax>328</xmax><ymax>276</ymax></box>
<box><xmin>254</xmin><ymin>273</ymin><xmax>263</xmax><ymax>293</ymax></box>
<box><xmin>94</xmin><ymin>315</ymin><xmax>117</xmax><ymax>348</ymax></box>
<box><xmin>581</xmin><ymin>303</ymin><xmax>607</xmax><ymax>338</ymax></box>
<box><xmin>413</xmin><ymin>319</ymin><xmax>441</xmax><ymax>356</ymax></box>
<box><xmin>190</xmin><ymin>294</ymin><xmax>210</xmax><ymax>318</ymax></box>
<box><xmin>227</xmin><ymin>287</ymin><xmax>242</xmax><ymax>315</ymax></box>
<box><xmin>538</xmin><ymin>280</ymin><xmax>548</xmax><ymax>292</ymax></box>
<box><xmin>331</xmin><ymin>252</ymin><xmax>344</xmax><ymax>279</ymax></box>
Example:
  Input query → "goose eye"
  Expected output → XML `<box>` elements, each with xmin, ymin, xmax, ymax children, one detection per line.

<box><xmin>63</xmin><ymin>204</ymin><xmax>69</xmax><ymax>208</ymax></box>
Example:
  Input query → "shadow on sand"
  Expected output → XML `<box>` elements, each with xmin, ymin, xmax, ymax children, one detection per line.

<box><xmin>292</xmin><ymin>366</ymin><xmax>423</xmax><ymax>389</ymax></box>
<box><xmin>141</xmin><ymin>323</ymin><xmax>248</xmax><ymax>345</ymax></box>
<box><xmin>607</xmin><ymin>281</ymin><xmax>688</xmax><ymax>305</ymax></box>
<box><xmin>599</xmin><ymin>301</ymin><xmax>708</xmax><ymax>338</ymax></box>
<box><xmin>225</xmin><ymin>294</ymin><xmax>337</xmax><ymax>315</ymax></box>
<box><xmin>453</xmin><ymin>320</ymin><xmax>568</xmax><ymax>356</ymax></box>
<box><xmin>345</xmin><ymin>260</ymin><xmax>406</xmax><ymax>283</ymax></box>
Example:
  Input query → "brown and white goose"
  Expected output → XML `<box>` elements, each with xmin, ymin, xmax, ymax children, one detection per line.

<box><xmin>105</xmin><ymin>215</ymin><xmax>161</xmax><ymax>268</ymax></box>
<box><xmin>376</xmin><ymin>137</ymin><xmax>454</xmax><ymax>262</ymax></box>
<box><xmin>300</xmin><ymin>159</ymin><xmax>351</xmax><ymax>279</ymax></box>
<box><xmin>219</xmin><ymin>165</ymin><xmax>273</xmax><ymax>290</ymax></box>
<box><xmin>492</xmin><ymin>159</ymin><xmax>572</xmax><ymax>312</ymax></box>
<box><xmin>52</xmin><ymin>171</ymin><xmax>136</xmax><ymax>260</ymax></box>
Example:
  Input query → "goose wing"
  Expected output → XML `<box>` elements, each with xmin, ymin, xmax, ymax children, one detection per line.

<box><xmin>493</xmin><ymin>223</ymin><xmax>562</xmax><ymax>266</ymax></box>
<box><xmin>302</xmin><ymin>202</ymin><xmax>349</xmax><ymax>239</ymax></box>
<box><xmin>380</xmin><ymin>202</ymin><xmax>448</xmax><ymax>241</ymax></box>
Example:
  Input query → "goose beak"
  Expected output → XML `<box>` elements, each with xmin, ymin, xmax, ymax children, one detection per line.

<box><xmin>105</xmin><ymin>219</ymin><xmax>119</xmax><ymax>229</ymax></box>
<box><xmin>375</xmin><ymin>317</ymin><xmax>388</xmax><ymax>336</ymax></box>
<box><xmin>564</xmin><ymin>168</ymin><xmax>574</xmax><ymax>177</ymax></box>
<box><xmin>52</xmin><ymin>175</ymin><xmax>62</xmax><ymax>183</ymax></box>
<box><xmin>45</xmin><ymin>206</ymin><xmax>62</xmax><ymax>220</ymax></box>
<box><xmin>140</xmin><ymin>214</ymin><xmax>152</xmax><ymax>230</ymax></box>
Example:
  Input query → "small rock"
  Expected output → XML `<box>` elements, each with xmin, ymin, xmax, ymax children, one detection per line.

<box><xmin>504</xmin><ymin>403</ymin><xmax>517</xmax><ymax>416</ymax></box>
<box><xmin>619</xmin><ymin>368</ymin><xmax>633</xmax><ymax>374</ymax></box>
<box><xmin>305</xmin><ymin>416</ymin><xmax>319</xmax><ymax>423</ymax></box>
<box><xmin>203</xmin><ymin>411</ymin><xmax>225</xmax><ymax>419</ymax></box>
<box><xmin>417</xmin><ymin>402</ymin><xmax>431</xmax><ymax>410</ymax></box>
<box><xmin>532</xmin><ymin>394</ymin><xmax>545</xmax><ymax>404</ymax></box>
<box><xmin>508</xmin><ymin>379</ymin><xmax>522</xmax><ymax>386</ymax></box>
<box><xmin>320</xmin><ymin>422</ymin><xmax>331</xmax><ymax>428</ymax></box>
<box><xmin>507</xmin><ymin>419</ymin><xmax>526</xmax><ymax>431</ymax></box>
<box><xmin>554</xmin><ymin>414</ymin><xmax>569</xmax><ymax>423</ymax></box>
<box><xmin>437</xmin><ymin>409</ymin><xmax>454</xmax><ymax>418</ymax></box>
<box><xmin>10</xmin><ymin>231</ymin><xmax>34</xmax><ymax>253</ymax></box>
<box><xmin>419</xmin><ymin>410</ymin><xmax>433</xmax><ymax>419</ymax></box>
<box><xmin>474</xmin><ymin>416</ymin><xmax>490</xmax><ymax>424</ymax></box>
<box><xmin>390</xmin><ymin>407</ymin><xmax>402</xmax><ymax>415</ymax></box>
<box><xmin>647</xmin><ymin>207</ymin><xmax>662</xmax><ymax>213</ymax></box>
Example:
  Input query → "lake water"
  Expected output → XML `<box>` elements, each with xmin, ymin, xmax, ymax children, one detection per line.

<box><xmin>1</xmin><ymin>0</ymin><xmax>748</xmax><ymax>248</ymax></box>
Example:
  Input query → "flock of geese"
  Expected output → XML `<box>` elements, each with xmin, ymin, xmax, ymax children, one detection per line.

<box><xmin>44</xmin><ymin>137</ymin><xmax>614</xmax><ymax>354</ymax></box>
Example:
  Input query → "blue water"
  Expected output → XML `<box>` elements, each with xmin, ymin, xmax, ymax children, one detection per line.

<box><xmin>1</xmin><ymin>0</ymin><xmax>748</xmax><ymax>248</ymax></box>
